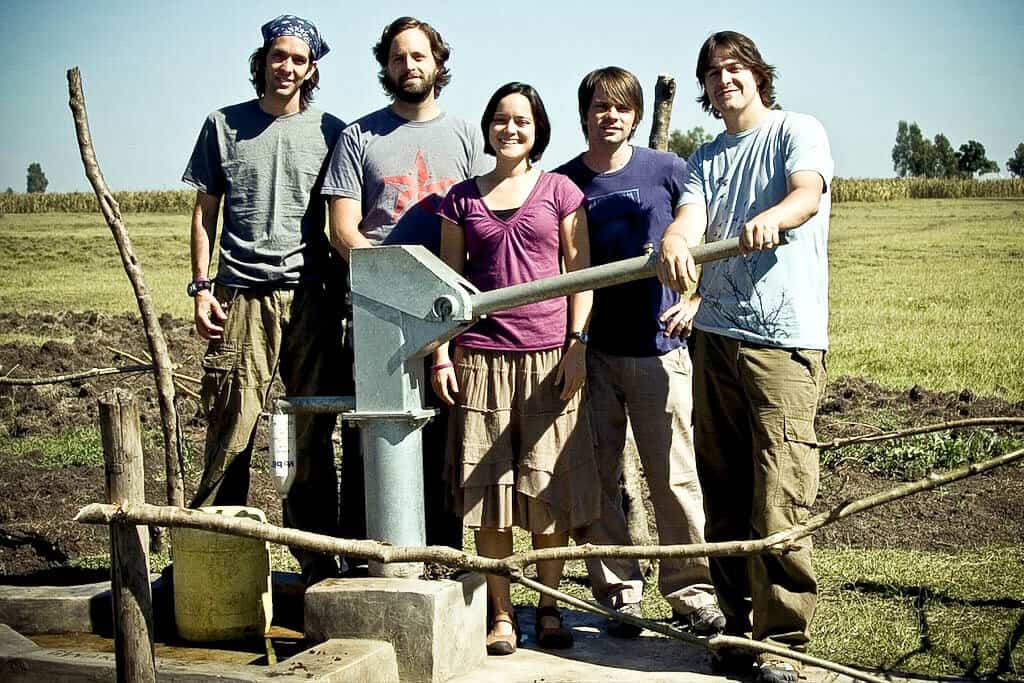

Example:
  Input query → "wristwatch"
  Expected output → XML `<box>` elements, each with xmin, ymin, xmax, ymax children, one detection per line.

<box><xmin>567</xmin><ymin>330</ymin><xmax>589</xmax><ymax>345</ymax></box>
<box><xmin>187</xmin><ymin>278</ymin><xmax>212</xmax><ymax>297</ymax></box>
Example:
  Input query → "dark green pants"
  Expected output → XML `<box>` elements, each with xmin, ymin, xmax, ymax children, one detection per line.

<box><xmin>691</xmin><ymin>330</ymin><xmax>825</xmax><ymax>647</ymax></box>
<box><xmin>190</xmin><ymin>282</ymin><xmax>347</xmax><ymax>585</ymax></box>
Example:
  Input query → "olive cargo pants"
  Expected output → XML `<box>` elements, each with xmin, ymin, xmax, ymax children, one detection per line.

<box><xmin>190</xmin><ymin>282</ymin><xmax>347</xmax><ymax>585</ymax></box>
<box><xmin>691</xmin><ymin>330</ymin><xmax>825</xmax><ymax>647</ymax></box>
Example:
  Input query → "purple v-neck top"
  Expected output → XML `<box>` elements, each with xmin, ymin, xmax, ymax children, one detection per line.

<box><xmin>437</xmin><ymin>171</ymin><xmax>584</xmax><ymax>351</ymax></box>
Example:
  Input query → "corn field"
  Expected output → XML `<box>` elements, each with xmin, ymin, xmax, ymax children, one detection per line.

<box><xmin>0</xmin><ymin>190</ymin><xmax>194</xmax><ymax>214</ymax></box>
<box><xmin>831</xmin><ymin>177</ymin><xmax>1024</xmax><ymax>202</ymax></box>
<box><xmin>1</xmin><ymin>179</ymin><xmax>1023</xmax><ymax>214</ymax></box>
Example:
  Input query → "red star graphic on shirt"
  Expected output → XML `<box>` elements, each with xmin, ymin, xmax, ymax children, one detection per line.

<box><xmin>381</xmin><ymin>150</ymin><xmax>458</xmax><ymax>220</ymax></box>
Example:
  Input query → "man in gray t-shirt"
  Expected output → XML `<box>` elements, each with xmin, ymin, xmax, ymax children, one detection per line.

<box><xmin>183</xmin><ymin>15</ymin><xmax>345</xmax><ymax>586</ymax></box>
<box><xmin>323</xmin><ymin>16</ymin><xmax>489</xmax><ymax>550</ymax></box>
<box><xmin>657</xmin><ymin>31</ymin><xmax>832</xmax><ymax>683</ymax></box>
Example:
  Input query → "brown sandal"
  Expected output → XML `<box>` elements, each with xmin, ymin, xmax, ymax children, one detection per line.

<box><xmin>535</xmin><ymin>605</ymin><xmax>573</xmax><ymax>649</ymax></box>
<box><xmin>486</xmin><ymin>614</ymin><xmax>518</xmax><ymax>656</ymax></box>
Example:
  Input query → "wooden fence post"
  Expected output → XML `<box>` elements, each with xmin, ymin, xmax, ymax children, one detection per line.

<box><xmin>648</xmin><ymin>73</ymin><xmax>677</xmax><ymax>151</ymax></box>
<box><xmin>99</xmin><ymin>388</ymin><xmax>156</xmax><ymax>683</ymax></box>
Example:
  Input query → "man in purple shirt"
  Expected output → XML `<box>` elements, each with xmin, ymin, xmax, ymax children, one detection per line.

<box><xmin>556</xmin><ymin>67</ymin><xmax>725</xmax><ymax>638</ymax></box>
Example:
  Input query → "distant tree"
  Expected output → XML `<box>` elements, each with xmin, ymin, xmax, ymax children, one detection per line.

<box><xmin>907</xmin><ymin>123</ymin><xmax>936</xmax><ymax>177</ymax></box>
<box><xmin>892</xmin><ymin>121</ymin><xmax>912</xmax><ymax>176</ymax></box>
<box><xmin>1007</xmin><ymin>143</ymin><xmax>1024</xmax><ymax>177</ymax></box>
<box><xmin>4</xmin><ymin>187</ymin><xmax>13</xmax><ymax>194</ymax></box>
<box><xmin>957</xmin><ymin>140</ymin><xmax>999</xmax><ymax>177</ymax></box>
<box><xmin>26</xmin><ymin>162</ymin><xmax>48</xmax><ymax>193</ymax></box>
<box><xmin>931</xmin><ymin>133</ymin><xmax>959</xmax><ymax>178</ymax></box>
<box><xmin>667</xmin><ymin>126</ymin><xmax>713</xmax><ymax>161</ymax></box>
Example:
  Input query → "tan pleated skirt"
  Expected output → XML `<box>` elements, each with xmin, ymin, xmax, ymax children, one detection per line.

<box><xmin>446</xmin><ymin>346</ymin><xmax>601</xmax><ymax>535</ymax></box>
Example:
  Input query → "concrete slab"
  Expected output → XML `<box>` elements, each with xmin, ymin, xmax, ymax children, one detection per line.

<box><xmin>0</xmin><ymin>625</ymin><xmax>398</xmax><ymax>682</ymax></box>
<box><xmin>305</xmin><ymin>573</ymin><xmax>486</xmax><ymax>683</ymax></box>
<box><xmin>448</xmin><ymin>607</ymin><xmax>873</xmax><ymax>683</ymax></box>
<box><xmin>0</xmin><ymin>573</ymin><xmax>170</xmax><ymax>636</ymax></box>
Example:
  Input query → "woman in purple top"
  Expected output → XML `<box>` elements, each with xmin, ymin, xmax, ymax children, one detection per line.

<box><xmin>432</xmin><ymin>82</ymin><xmax>599</xmax><ymax>655</ymax></box>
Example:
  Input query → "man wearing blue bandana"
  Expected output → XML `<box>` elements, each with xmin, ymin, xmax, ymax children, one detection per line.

<box><xmin>183</xmin><ymin>15</ymin><xmax>347</xmax><ymax>586</ymax></box>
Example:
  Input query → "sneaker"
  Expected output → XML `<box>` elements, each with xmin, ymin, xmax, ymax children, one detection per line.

<box><xmin>677</xmin><ymin>604</ymin><xmax>727</xmax><ymax>636</ymax></box>
<box><xmin>711</xmin><ymin>647</ymin><xmax>756</xmax><ymax>675</ymax></box>
<box><xmin>755</xmin><ymin>654</ymin><xmax>801</xmax><ymax>683</ymax></box>
<box><xmin>606</xmin><ymin>602</ymin><xmax>644</xmax><ymax>639</ymax></box>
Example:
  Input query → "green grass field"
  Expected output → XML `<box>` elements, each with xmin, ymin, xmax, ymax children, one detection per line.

<box><xmin>2</xmin><ymin>197</ymin><xmax>1023</xmax><ymax>398</ymax></box>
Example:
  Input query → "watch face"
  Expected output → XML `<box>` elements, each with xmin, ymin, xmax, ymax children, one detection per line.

<box><xmin>187</xmin><ymin>280</ymin><xmax>211</xmax><ymax>297</ymax></box>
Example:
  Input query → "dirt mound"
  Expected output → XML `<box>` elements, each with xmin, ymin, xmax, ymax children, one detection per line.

<box><xmin>1</xmin><ymin>312</ymin><xmax>1022</xmax><ymax>578</ymax></box>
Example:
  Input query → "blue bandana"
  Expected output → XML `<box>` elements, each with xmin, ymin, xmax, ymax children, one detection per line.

<box><xmin>261</xmin><ymin>15</ymin><xmax>329</xmax><ymax>61</ymax></box>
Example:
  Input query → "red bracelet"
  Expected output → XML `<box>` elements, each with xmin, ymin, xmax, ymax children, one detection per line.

<box><xmin>431</xmin><ymin>361</ymin><xmax>453</xmax><ymax>372</ymax></box>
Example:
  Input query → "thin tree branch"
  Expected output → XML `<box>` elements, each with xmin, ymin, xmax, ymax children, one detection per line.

<box><xmin>816</xmin><ymin>417</ymin><xmax>1024</xmax><ymax>451</ymax></box>
<box><xmin>107</xmin><ymin>346</ymin><xmax>201</xmax><ymax>385</ymax></box>
<box><xmin>67</xmin><ymin>66</ymin><xmax>184</xmax><ymax>508</ymax></box>
<box><xmin>518</xmin><ymin>576</ymin><xmax>890</xmax><ymax>683</ymax></box>
<box><xmin>0</xmin><ymin>365</ymin><xmax>153</xmax><ymax>385</ymax></box>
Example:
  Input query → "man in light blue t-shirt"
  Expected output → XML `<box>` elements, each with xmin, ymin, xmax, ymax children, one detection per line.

<box><xmin>657</xmin><ymin>31</ymin><xmax>833</xmax><ymax>683</ymax></box>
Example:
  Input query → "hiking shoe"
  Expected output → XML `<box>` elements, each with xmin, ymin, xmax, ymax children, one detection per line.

<box><xmin>606</xmin><ymin>602</ymin><xmax>644</xmax><ymax>639</ymax></box>
<box><xmin>756</xmin><ymin>654</ymin><xmax>801</xmax><ymax>683</ymax></box>
<box><xmin>677</xmin><ymin>604</ymin><xmax>727</xmax><ymax>636</ymax></box>
<box><xmin>711</xmin><ymin>647</ymin><xmax>756</xmax><ymax>675</ymax></box>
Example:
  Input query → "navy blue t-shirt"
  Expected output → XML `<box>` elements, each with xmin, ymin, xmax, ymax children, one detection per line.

<box><xmin>555</xmin><ymin>147</ymin><xmax>687</xmax><ymax>357</ymax></box>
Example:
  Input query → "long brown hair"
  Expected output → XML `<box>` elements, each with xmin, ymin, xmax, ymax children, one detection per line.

<box><xmin>696</xmin><ymin>31</ymin><xmax>776</xmax><ymax>119</ymax></box>
<box><xmin>249</xmin><ymin>44</ymin><xmax>321</xmax><ymax>111</ymax></box>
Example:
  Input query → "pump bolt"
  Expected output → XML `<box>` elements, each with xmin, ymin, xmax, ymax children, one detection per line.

<box><xmin>431</xmin><ymin>295</ymin><xmax>456</xmax><ymax>321</ymax></box>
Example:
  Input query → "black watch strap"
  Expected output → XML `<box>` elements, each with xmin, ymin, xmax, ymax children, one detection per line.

<box><xmin>567</xmin><ymin>330</ymin><xmax>589</xmax><ymax>345</ymax></box>
<box><xmin>187</xmin><ymin>279</ymin><xmax>213</xmax><ymax>297</ymax></box>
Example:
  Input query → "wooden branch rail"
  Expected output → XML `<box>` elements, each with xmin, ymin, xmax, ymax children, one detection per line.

<box><xmin>75</xmin><ymin>444</ymin><xmax>1024</xmax><ymax>571</ymax></box>
<box><xmin>67</xmin><ymin>66</ymin><xmax>184</xmax><ymax>507</ymax></box>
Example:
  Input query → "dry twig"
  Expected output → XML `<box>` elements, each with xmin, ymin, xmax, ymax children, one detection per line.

<box><xmin>0</xmin><ymin>365</ymin><xmax>154</xmax><ymax>386</ymax></box>
<box><xmin>67</xmin><ymin>65</ymin><xmax>185</xmax><ymax>507</ymax></box>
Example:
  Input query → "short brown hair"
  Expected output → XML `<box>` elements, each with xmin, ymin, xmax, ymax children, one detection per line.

<box><xmin>373</xmin><ymin>17</ymin><xmax>452</xmax><ymax>98</ymax></box>
<box><xmin>249</xmin><ymin>43</ymin><xmax>320</xmax><ymax>111</ymax></box>
<box><xmin>696</xmin><ymin>31</ymin><xmax>776</xmax><ymax>119</ymax></box>
<box><xmin>577</xmin><ymin>66</ymin><xmax>644</xmax><ymax>139</ymax></box>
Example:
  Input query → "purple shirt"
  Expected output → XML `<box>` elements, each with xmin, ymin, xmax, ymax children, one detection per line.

<box><xmin>437</xmin><ymin>172</ymin><xmax>584</xmax><ymax>351</ymax></box>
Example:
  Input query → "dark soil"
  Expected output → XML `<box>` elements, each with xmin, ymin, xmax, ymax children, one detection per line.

<box><xmin>1</xmin><ymin>311</ymin><xmax>1022</xmax><ymax>580</ymax></box>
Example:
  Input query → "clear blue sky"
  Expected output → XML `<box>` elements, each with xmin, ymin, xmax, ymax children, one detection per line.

<box><xmin>2</xmin><ymin>0</ymin><xmax>1022</xmax><ymax>192</ymax></box>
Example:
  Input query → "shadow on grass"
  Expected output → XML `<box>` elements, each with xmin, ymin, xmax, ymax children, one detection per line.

<box><xmin>843</xmin><ymin>580</ymin><xmax>1023</xmax><ymax>679</ymax></box>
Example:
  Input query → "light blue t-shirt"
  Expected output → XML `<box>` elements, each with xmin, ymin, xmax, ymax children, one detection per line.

<box><xmin>682</xmin><ymin>110</ymin><xmax>834</xmax><ymax>350</ymax></box>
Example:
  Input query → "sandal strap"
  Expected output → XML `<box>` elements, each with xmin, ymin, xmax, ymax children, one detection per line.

<box><xmin>491</xmin><ymin>615</ymin><xmax>514</xmax><ymax>626</ymax></box>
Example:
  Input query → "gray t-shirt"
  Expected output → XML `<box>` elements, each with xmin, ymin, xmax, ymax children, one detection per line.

<box><xmin>322</xmin><ymin>107</ymin><xmax>490</xmax><ymax>254</ymax></box>
<box><xmin>183</xmin><ymin>100</ymin><xmax>345</xmax><ymax>287</ymax></box>
<box><xmin>682</xmin><ymin>110</ymin><xmax>834</xmax><ymax>350</ymax></box>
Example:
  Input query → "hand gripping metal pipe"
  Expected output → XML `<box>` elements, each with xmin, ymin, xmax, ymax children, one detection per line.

<box><xmin>277</xmin><ymin>235</ymin><xmax>752</xmax><ymax>576</ymax></box>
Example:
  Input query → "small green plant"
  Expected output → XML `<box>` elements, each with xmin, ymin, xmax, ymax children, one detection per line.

<box><xmin>0</xmin><ymin>425</ymin><xmax>105</xmax><ymax>468</ymax></box>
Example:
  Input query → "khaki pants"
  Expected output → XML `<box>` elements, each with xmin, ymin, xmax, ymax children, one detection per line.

<box><xmin>573</xmin><ymin>346</ymin><xmax>716</xmax><ymax>614</ymax></box>
<box><xmin>191</xmin><ymin>282</ymin><xmax>347</xmax><ymax>585</ymax></box>
<box><xmin>691</xmin><ymin>330</ymin><xmax>825</xmax><ymax>647</ymax></box>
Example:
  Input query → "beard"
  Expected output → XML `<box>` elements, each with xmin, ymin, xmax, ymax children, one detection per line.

<box><xmin>385</xmin><ymin>71</ymin><xmax>437</xmax><ymax>104</ymax></box>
